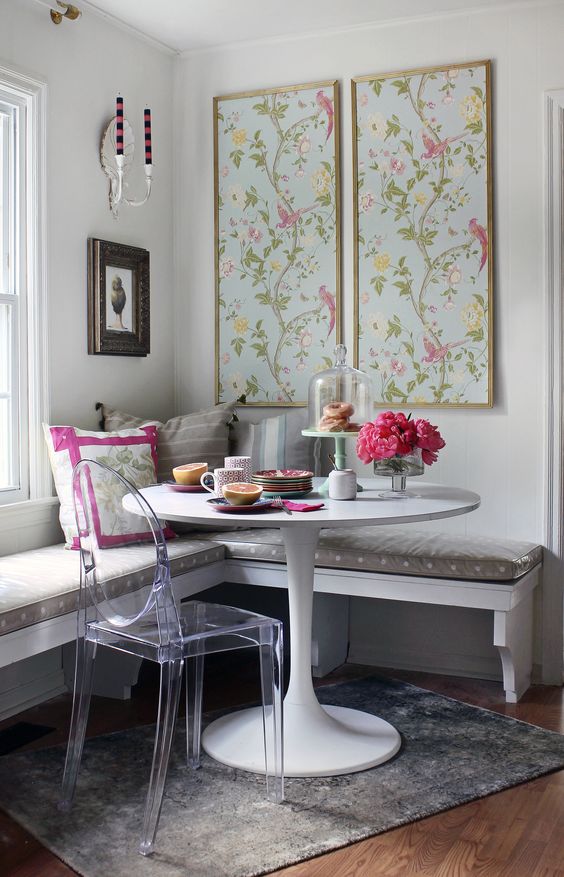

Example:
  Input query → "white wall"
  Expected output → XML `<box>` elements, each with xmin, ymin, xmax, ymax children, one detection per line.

<box><xmin>174</xmin><ymin>2</ymin><xmax>564</xmax><ymax>680</ymax></box>
<box><xmin>2</xmin><ymin>0</ymin><xmax>176</xmax><ymax>428</ymax></box>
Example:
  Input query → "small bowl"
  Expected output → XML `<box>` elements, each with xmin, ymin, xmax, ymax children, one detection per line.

<box><xmin>172</xmin><ymin>462</ymin><xmax>208</xmax><ymax>485</ymax></box>
<box><xmin>222</xmin><ymin>482</ymin><xmax>264</xmax><ymax>506</ymax></box>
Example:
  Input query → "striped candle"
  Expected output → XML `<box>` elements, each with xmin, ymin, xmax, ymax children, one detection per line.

<box><xmin>115</xmin><ymin>96</ymin><xmax>124</xmax><ymax>156</ymax></box>
<box><xmin>144</xmin><ymin>108</ymin><xmax>152</xmax><ymax>165</ymax></box>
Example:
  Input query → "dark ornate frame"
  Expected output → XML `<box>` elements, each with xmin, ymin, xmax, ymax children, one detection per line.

<box><xmin>87</xmin><ymin>238</ymin><xmax>150</xmax><ymax>356</ymax></box>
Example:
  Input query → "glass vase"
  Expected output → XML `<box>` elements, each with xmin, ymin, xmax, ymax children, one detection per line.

<box><xmin>373</xmin><ymin>449</ymin><xmax>424</xmax><ymax>498</ymax></box>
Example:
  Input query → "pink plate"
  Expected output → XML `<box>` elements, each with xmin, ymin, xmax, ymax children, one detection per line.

<box><xmin>207</xmin><ymin>498</ymin><xmax>275</xmax><ymax>513</ymax></box>
<box><xmin>253</xmin><ymin>469</ymin><xmax>313</xmax><ymax>479</ymax></box>
<box><xmin>164</xmin><ymin>480</ymin><xmax>207</xmax><ymax>493</ymax></box>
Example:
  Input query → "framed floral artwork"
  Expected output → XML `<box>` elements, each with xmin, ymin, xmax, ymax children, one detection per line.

<box><xmin>214</xmin><ymin>80</ymin><xmax>341</xmax><ymax>405</ymax></box>
<box><xmin>353</xmin><ymin>60</ymin><xmax>493</xmax><ymax>407</ymax></box>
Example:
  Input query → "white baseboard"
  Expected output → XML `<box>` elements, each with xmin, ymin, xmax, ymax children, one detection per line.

<box><xmin>0</xmin><ymin>668</ymin><xmax>67</xmax><ymax>721</ymax></box>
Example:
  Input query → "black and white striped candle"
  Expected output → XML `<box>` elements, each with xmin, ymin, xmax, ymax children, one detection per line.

<box><xmin>144</xmin><ymin>108</ymin><xmax>152</xmax><ymax>165</ymax></box>
<box><xmin>115</xmin><ymin>96</ymin><xmax>124</xmax><ymax>155</ymax></box>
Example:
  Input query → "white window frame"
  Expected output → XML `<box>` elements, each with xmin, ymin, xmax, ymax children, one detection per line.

<box><xmin>0</xmin><ymin>63</ymin><xmax>49</xmax><ymax>508</ymax></box>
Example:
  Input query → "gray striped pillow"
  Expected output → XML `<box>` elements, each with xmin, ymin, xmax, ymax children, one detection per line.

<box><xmin>229</xmin><ymin>409</ymin><xmax>322</xmax><ymax>474</ymax></box>
<box><xmin>100</xmin><ymin>402</ymin><xmax>236</xmax><ymax>483</ymax></box>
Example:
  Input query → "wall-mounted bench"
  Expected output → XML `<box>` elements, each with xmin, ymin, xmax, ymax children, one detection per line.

<box><xmin>199</xmin><ymin>525</ymin><xmax>543</xmax><ymax>704</ymax></box>
<box><xmin>0</xmin><ymin>525</ymin><xmax>542</xmax><ymax>718</ymax></box>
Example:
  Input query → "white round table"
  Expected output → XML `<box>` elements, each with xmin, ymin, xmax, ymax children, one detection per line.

<box><xmin>129</xmin><ymin>480</ymin><xmax>480</xmax><ymax>777</ymax></box>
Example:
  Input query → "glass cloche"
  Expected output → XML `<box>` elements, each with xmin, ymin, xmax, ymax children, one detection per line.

<box><xmin>307</xmin><ymin>345</ymin><xmax>372</xmax><ymax>434</ymax></box>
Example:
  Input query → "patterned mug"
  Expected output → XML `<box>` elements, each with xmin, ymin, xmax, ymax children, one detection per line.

<box><xmin>200</xmin><ymin>467</ymin><xmax>245</xmax><ymax>498</ymax></box>
<box><xmin>224</xmin><ymin>455</ymin><xmax>252</xmax><ymax>483</ymax></box>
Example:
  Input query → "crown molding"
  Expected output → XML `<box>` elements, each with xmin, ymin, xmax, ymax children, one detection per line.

<box><xmin>178</xmin><ymin>0</ymin><xmax>562</xmax><ymax>59</ymax></box>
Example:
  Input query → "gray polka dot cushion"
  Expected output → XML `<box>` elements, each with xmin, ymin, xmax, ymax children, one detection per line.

<box><xmin>0</xmin><ymin>538</ymin><xmax>225</xmax><ymax>636</ymax></box>
<box><xmin>200</xmin><ymin>527</ymin><xmax>542</xmax><ymax>582</ymax></box>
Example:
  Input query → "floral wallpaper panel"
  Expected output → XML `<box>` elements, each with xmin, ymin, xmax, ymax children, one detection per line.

<box><xmin>354</xmin><ymin>61</ymin><xmax>492</xmax><ymax>406</ymax></box>
<box><xmin>215</xmin><ymin>81</ymin><xmax>340</xmax><ymax>405</ymax></box>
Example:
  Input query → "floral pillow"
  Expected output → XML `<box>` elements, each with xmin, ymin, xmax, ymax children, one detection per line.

<box><xmin>43</xmin><ymin>424</ymin><xmax>174</xmax><ymax>549</ymax></box>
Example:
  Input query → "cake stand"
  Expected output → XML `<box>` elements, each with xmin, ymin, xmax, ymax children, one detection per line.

<box><xmin>301</xmin><ymin>428</ymin><xmax>363</xmax><ymax>496</ymax></box>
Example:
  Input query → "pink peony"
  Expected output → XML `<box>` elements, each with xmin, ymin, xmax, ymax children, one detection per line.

<box><xmin>357</xmin><ymin>411</ymin><xmax>445</xmax><ymax>466</ymax></box>
<box><xmin>414</xmin><ymin>418</ymin><xmax>445</xmax><ymax>465</ymax></box>
<box><xmin>357</xmin><ymin>412</ymin><xmax>417</xmax><ymax>462</ymax></box>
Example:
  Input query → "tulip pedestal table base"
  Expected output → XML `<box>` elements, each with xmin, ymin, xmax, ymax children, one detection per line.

<box><xmin>301</xmin><ymin>429</ymin><xmax>364</xmax><ymax>497</ymax></box>
<box><xmin>202</xmin><ymin>526</ymin><xmax>400</xmax><ymax>777</ymax></box>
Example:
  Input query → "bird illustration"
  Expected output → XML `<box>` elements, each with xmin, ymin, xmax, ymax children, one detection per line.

<box><xmin>276</xmin><ymin>202</ymin><xmax>315</xmax><ymax>229</ymax></box>
<box><xmin>422</xmin><ymin>335</ymin><xmax>465</xmax><ymax>363</ymax></box>
<box><xmin>468</xmin><ymin>217</ymin><xmax>488</xmax><ymax>273</ymax></box>
<box><xmin>110</xmin><ymin>275</ymin><xmax>127</xmax><ymax>331</ymax></box>
<box><xmin>421</xmin><ymin>129</ymin><xmax>464</xmax><ymax>159</ymax></box>
<box><xmin>316</xmin><ymin>90</ymin><xmax>334</xmax><ymax>143</ymax></box>
<box><xmin>319</xmin><ymin>285</ymin><xmax>336</xmax><ymax>338</ymax></box>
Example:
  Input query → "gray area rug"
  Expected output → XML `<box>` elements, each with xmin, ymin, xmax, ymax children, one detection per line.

<box><xmin>2</xmin><ymin>676</ymin><xmax>564</xmax><ymax>877</ymax></box>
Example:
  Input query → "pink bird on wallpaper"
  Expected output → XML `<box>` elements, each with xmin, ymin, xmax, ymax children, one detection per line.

<box><xmin>316</xmin><ymin>90</ymin><xmax>334</xmax><ymax>143</ymax></box>
<box><xmin>319</xmin><ymin>285</ymin><xmax>336</xmax><ymax>338</ymax></box>
<box><xmin>421</xmin><ymin>129</ymin><xmax>464</xmax><ymax>159</ymax></box>
<box><xmin>468</xmin><ymin>218</ymin><xmax>488</xmax><ymax>273</ymax></box>
<box><xmin>276</xmin><ymin>202</ymin><xmax>314</xmax><ymax>229</ymax></box>
<box><xmin>422</xmin><ymin>336</ymin><xmax>465</xmax><ymax>363</ymax></box>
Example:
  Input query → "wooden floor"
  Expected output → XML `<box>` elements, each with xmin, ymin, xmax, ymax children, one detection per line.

<box><xmin>1</xmin><ymin>659</ymin><xmax>564</xmax><ymax>877</ymax></box>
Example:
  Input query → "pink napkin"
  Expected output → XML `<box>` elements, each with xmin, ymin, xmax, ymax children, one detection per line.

<box><xmin>282</xmin><ymin>500</ymin><xmax>324</xmax><ymax>512</ymax></box>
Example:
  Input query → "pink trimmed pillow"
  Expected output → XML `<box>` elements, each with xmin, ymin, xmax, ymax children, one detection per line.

<box><xmin>43</xmin><ymin>424</ymin><xmax>174</xmax><ymax>549</ymax></box>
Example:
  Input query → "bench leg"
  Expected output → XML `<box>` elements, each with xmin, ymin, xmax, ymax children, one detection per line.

<box><xmin>494</xmin><ymin>592</ymin><xmax>534</xmax><ymax>703</ymax></box>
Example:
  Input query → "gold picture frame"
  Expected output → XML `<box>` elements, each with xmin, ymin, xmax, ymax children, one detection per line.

<box><xmin>352</xmin><ymin>60</ymin><xmax>493</xmax><ymax>408</ymax></box>
<box><xmin>214</xmin><ymin>80</ymin><xmax>341</xmax><ymax>406</ymax></box>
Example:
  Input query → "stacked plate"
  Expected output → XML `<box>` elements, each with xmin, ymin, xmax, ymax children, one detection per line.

<box><xmin>251</xmin><ymin>469</ymin><xmax>313</xmax><ymax>498</ymax></box>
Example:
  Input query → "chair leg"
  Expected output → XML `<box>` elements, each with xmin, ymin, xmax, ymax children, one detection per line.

<box><xmin>259</xmin><ymin>622</ymin><xmax>284</xmax><ymax>803</ymax></box>
<box><xmin>59</xmin><ymin>637</ymin><xmax>97</xmax><ymax>811</ymax></box>
<box><xmin>186</xmin><ymin>654</ymin><xmax>204</xmax><ymax>769</ymax></box>
<box><xmin>139</xmin><ymin>659</ymin><xmax>183</xmax><ymax>857</ymax></box>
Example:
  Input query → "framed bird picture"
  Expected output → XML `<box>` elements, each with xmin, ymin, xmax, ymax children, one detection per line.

<box><xmin>87</xmin><ymin>238</ymin><xmax>150</xmax><ymax>356</ymax></box>
<box><xmin>352</xmin><ymin>60</ymin><xmax>493</xmax><ymax>407</ymax></box>
<box><xmin>214</xmin><ymin>80</ymin><xmax>341</xmax><ymax>405</ymax></box>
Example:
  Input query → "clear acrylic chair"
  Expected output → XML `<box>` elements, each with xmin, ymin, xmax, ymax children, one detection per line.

<box><xmin>60</xmin><ymin>459</ymin><xmax>284</xmax><ymax>856</ymax></box>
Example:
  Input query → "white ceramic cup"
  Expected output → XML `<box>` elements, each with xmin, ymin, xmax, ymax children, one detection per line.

<box><xmin>200</xmin><ymin>467</ymin><xmax>245</xmax><ymax>498</ymax></box>
<box><xmin>224</xmin><ymin>455</ymin><xmax>252</xmax><ymax>482</ymax></box>
<box><xmin>328</xmin><ymin>469</ymin><xmax>357</xmax><ymax>501</ymax></box>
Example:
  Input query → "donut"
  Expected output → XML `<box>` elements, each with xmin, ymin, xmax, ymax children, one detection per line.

<box><xmin>346</xmin><ymin>422</ymin><xmax>362</xmax><ymax>432</ymax></box>
<box><xmin>318</xmin><ymin>415</ymin><xmax>349</xmax><ymax>432</ymax></box>
<box><xmin>323</xmin><ymin>401</ymin><xmax>354</xmax><ymax>419</ymax></box>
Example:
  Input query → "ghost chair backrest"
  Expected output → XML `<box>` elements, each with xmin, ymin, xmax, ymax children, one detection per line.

<box><xmin>72</xmin><ymin>459</ymin><xmax>182</xmax><ymax>652</ymax></box>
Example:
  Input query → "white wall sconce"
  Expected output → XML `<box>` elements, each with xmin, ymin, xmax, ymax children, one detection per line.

<box><xmin>100</xmin><ymin>97</ymin><xmax>153</xmax><ymax>218</ymax></box>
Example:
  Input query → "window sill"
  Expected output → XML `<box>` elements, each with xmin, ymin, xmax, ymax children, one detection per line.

<box><xmin>0</xmin><ymin>496</ymin><xmax>59</xmax><ymax>532</ymax></box>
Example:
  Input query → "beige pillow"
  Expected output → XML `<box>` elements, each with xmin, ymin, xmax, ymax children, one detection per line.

<box><xmin>100</xmin><ymin>401</ymin><xmax>236</xmax><ymax>483</ymax></box>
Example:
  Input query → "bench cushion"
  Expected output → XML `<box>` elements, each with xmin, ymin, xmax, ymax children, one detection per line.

<box><xmin>0</xmin><ymin>538</ymin><xmax>225</xmax><ymax>637</ymax></box>
<box><xmin>200</xmin><ymin>527</ymin><xmax>543</xmax><ymax>582</ymax></box>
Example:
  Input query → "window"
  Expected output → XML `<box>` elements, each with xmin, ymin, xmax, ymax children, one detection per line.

<box><xmin>0</xmin><ymin>98</ymin><xmax>22</xmax><ymax>495</ymax></box>
<box><xmin>0</xmin><ymin>65</ymin><xmax>48</xmax><ymax>506</ymax></box>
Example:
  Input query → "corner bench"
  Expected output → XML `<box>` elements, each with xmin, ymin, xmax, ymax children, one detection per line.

<box><xmin>198</xmin><ymin>526</ymin><xmax>543</xmax><ymax>703</ymax></box>
<box><xmin>0</xmin><ymin>527</ymin><xmax>542</xmax><ymax>712</ymax></box>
